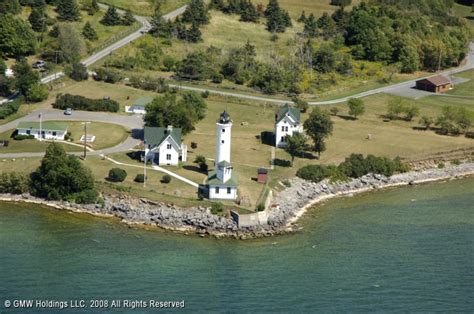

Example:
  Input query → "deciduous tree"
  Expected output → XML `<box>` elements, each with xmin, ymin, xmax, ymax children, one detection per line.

<box><xmin>303</xmin><ymin>108</ymin><xmax>334</xmax><ymax>157</ymax></box>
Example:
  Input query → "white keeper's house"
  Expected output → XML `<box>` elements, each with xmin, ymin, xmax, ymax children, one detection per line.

<box><xmin>207</xmin><ymin>111</ymin><xmax>238</xmax><ymax>200</ymax></box>
<box><xmin>16</xmin><ymin>121</ymin><xmax>68</xmax><ymax>140</ymax></box>
<box><xmin>143</xmin><ymin>126</ymin><xmax>187</xmax><ymax>166</ymax></box>
<box><xmin>275</xmin><ymin>104</ymin><xmax>303</xmax><ymax>148</ymax></box>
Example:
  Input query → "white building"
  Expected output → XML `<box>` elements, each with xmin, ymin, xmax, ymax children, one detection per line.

<box><xmin>16</xmin><ymin>121</ymin><xmax>68</xmax><ymax>140</ymax></box>
<box><xmin>275</xmin><ymin>104</ymin><xmax>303</xmax><ymax>148</ymax></box>
<box><xmin>125</xmin><ymin>96</ymin><xmax>153</xmax><ymax>115</ymax></box>
<box><xmin>144</xmin><ymin>126</ymin><xmax>187</xmax><ymax>166</ymax></box>
<box><xmin>208</xmin><ymin>111</ymin><xmax>238</xmax><ymax>200</ymax></box>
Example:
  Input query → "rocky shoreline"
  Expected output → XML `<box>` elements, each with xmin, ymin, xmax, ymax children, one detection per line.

<box><xmin>1</xmin><ymin>163</ymin><xmax>473</xmax><ymax>239</ymax></box>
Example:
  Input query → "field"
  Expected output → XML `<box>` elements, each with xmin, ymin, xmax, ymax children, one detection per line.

<box><xmin>98</xmin><ymin>0</ymin><xmax>189</xmax><ymax>16</ymax></box>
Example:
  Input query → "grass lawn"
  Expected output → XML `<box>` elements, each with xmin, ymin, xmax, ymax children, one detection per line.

<box><xmin>0</xmin><ymin>132</ymin><xmax>82</xmax><ymax>153</ymax></box>
<box><xmin>98</xmin><ymin>0</ymin><xmax>189</xmax><ymax>16</ymax></box>
<box><xmin>449</xmin><ymin>69</ymin><xmax>474</xmax><ymax>97</ymax></box>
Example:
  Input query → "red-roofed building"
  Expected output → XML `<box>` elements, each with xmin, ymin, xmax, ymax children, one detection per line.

<box><xmin>416</xmin><ymin>75</ymin><xmax>452</xmax><ymax>93</ymax></box>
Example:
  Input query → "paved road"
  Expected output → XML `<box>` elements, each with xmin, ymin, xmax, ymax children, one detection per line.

<box><xmin>171</xmin><ymin>42</ymin><xmax>474</xmax><ymax>105</ymax></box>
<box><xmin>0</xmin><ymin>109</ymin><xmax>144</xmax><ymax>158</ymax></box>
<box><xmin>41</xmin><ymin>4</ymin><xmax>188</xmax><ymax>84</ymax></box>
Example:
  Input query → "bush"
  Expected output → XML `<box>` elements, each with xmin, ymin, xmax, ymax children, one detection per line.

<box><xmin>134</xmin><ymin>174</ymin><xmax>146</xmax><ymax>183</ymax></box>
<box><xmin>108</xmin><ymin>168</ymin><xmax>127</xmax><ymax>182</ymax></box>
<box><xmin>93</xmin><ymin>68</ymin><xmax>121</xmax><ymax>84</ymax></box>
<box><xmin>296</xmin><ymin>165</ymin><xmax>331</xmax><ymax>183</ymax></box>
<box><xmin>452</xmin><ymin>159</ymin><xmax>461</xmax><ymax>166</ymax></box>
<box><xmin>211</xmin><ymin>202</ymin><xmax>223</xmax><ymax>215</ymax></box>
<box><xmin>0</xmin><ymin>98</ymin><xmax>21</xmax><ymax>119</ymax></box>
<box><xmin>438</xmin><ymin>162</ymin><xmax>445</xmax><ymax>169</ymax></box>
<box><xmin>54</xmin><ymin>94</ymin><xmax>119</xmax><ymax>112</ymax></box>
<box><xmin>26</xmin><ymin>84</ymin><xmax>48</xmax><ymax>102</ymax></box>
<box><xmin>69</xmin><ymin>62</ymin><xmax>89</xmax><ymax>81</ymax></box>
<box><xmin>161</xmin><ymin>174</ymin><xmax>172</xmax><ymax>183</ymax></box>
<box><xmin>0</xmin><ymin>172</ymin><xmax>30</xmax><ymax>194</ymax></box>
<box><xmin>339</xmin><ymin>154</ymin><xmax>408</xmax><ymax>178</ymax></box>
<box><xmin>256</xmin><ymin>203</ymin><xmax>265</xmax><ymax>212</ymax></box>
<box><xmin>73</xmin><ymin>189</ymin><xmax>98</xmax><ymax>204</ymax></box>
<box><xmin>14</xmin><ymin>134</ymin><xmax>35</xmax><ymax>140</ymax></box>
<box><xmin>201</xmin><ymin>90</ymin><xmax>210</xmax><ymax>98</ymax></box>
<box><xmin>282</xmin><ymin>179</ymin><xmax>291</xmax><ymax>187</ymax></box>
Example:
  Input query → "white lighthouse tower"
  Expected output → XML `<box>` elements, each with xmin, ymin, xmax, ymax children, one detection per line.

<box><xmin>215</xmin><ymin>110</ymin><xmax>232</xmax><ymax>165</ymax></box>
<box><xmin>207</xmin><ymin>111</ymin><xmax>238</xmax><ymax>200</ymax></box>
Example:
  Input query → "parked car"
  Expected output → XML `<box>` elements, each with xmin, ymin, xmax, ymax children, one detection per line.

<box><xmin>64</xmin><ymin>108</ymin><xmax>73</xmax><ymax>115</ymax></box>
<box><xmin>32</xmin><ymin>60</ymin><xmax>46</xmax><ymax>69</ymax></box>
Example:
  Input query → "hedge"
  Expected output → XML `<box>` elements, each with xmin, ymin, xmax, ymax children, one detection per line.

<box><xmin>0</xmin><ymin>98</ymin><xmax>21</xmax><ymax>119</ymax></box>
<box><xmin>53</xmin><ymin>94</ymin><xmax>119</xmax><ymax>112</ymax></box>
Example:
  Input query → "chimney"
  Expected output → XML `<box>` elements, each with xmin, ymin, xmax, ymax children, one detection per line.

<box><xmin>167</xmin><ymin>125</ymin><xmax>173</xmax><ymax>132</ymax></box>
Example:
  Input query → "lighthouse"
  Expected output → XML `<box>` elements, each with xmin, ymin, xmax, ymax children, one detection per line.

<box><xmin>215</xmin><ymin>110</ymin><xmax>232</xmax><ymax>165</ymax></box>
<box><xmin>207</xmin><ymin>111</ymin><xmax>238</xmax><ymax>200</ymax></box>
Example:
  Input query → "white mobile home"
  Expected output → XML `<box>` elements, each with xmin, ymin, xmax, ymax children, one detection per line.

<box><xmin>16</xmin><ymin>121</ymin><xmax>68</xmax><ymax>140</ymax></box>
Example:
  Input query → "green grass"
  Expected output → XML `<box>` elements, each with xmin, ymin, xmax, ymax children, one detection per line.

<box><xmin>98</xmin><ymin>0</ymin><xmax>189</xmax><ymax>16</ymax></box>
<box><xmin>0</xmin><ymin>131</ymin><xmax>82</xmax><ymax>153</ymax></box>
<box><xmin>449</xmin><ymin>69</ymin><xmax>474</xmax><ymax>96</ymax></box>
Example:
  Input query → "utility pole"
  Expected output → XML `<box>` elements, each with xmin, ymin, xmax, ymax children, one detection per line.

<box><xmin>143</xmin><ymin>140</ymin><xmax>147</xmax><ymax>188</ymax></box>
<box><xmin>81</xmin><ymin>122</ymin><xmax>91</xmax><ymax>159</ymax></box>
<box><xmin>38</xmin><ymin>112</ymin><xmax>42</xmax><ymax>141</ymax></box>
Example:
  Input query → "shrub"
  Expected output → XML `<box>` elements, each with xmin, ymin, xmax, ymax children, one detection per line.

<box><xmin>282</xmin><ymin>180</ymin><xmax>291</xmax><ymax>187</ymax></box>
<box><xmin>452</xmin><ymin>159</ymin><xmax>461</xmax><ymax>166</ymax></box>
<box><xmin>0</xmin><ymin>172</ymin><xmax>30</xmax><ymax>194</ymax></box>
<box><xmin>201</xmin><ymin>90</ymin><xmax>210</xmax><ymax>98</ymax></box>
<box><xmin>26</xmin><ymin>84</ymin><xmax>48</xmax><ymax>102</ymax></box>
<box><xmin>69</xmin><ymin>62</ymin><xmax>89</xmax><ymax>81</ymax></box>
<box><xmin>438</xmin><ymin>162</ymin><xmax>445</xmax><ymax>169</ymax></box>
<box><xmin>339</xmin><ymin>154</ymin><xmax>408</xmax><ymax>178</ymax></box>
<box><xmin>15</xmin><ymin>134</ymin><xmax>35</xmax><ymax>140</ymax></box>
<box><xmin>108</xmin><ymin>168</ymin><xmax>127</xmax><ymax>182</ymax></box>
<box><xmin>134</xmin><ymin>174</ymin><xmax>146</xmax><ymax>183</ymax></box>
<box><xmin>256</xmin><ymin>203</ymin><xmax>265</xmax><ymax>212</ymax></box>
<box><xmin>161</xmin><ymin>174</ymin><xmax>172</xmax><ymax>183</ymax></box>
<box><xmin>73</xmin><ymin>189</ymin><xmax>98</xmax><ymax>204</ymax></box>
<box><xmin>296</xmin><ymin>165</ymin><xmax>330</xmax><ymax>183</ymax></box>
<box><xmin>211</xmin><ymin>202</ymin><xmax>223</xmax><ymax>215</ymax></box>
<box><xmin>93</xmin><ymin>68</ymin><xmax>121</xmax><ymax>84</ymax></box>
<box><xmin>54</xmin><ymin>94</ymin><xmax>119</xmax><ymax>112</ymax></box>
<box><xmin>0</xmin><ymin>98</ymin><xmax>21</xmax><ymax>119</ymax></box>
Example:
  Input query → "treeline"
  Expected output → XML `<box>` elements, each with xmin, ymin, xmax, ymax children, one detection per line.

<box><xmin>0</xmin><ymin>143</ymin><xmax>98</xmax><ymax>204</ymax></box>
<box><xmin>54</xmin><ymin>93</ymin><xmax>119</xmax><ymax>112</ymax></box>
<box><xmin>297</xmin><ymin>154</ymin><xmax>409</xmax><ymax>183</ymax></box>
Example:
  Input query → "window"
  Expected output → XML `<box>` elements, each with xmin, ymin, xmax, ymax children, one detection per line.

<box><xmin>222</xmin><ymin>129</ymin><xmax>225</xmax><ymax>133</ymax></box>
<box><xmin>285</xmin><ymin>126</ymin><xmax>289</xmax><ymax>132</ymax></box>
<box><xmin>215</xmin><ymin>187</ymin><xmax>220</xmax><ymax>194</ymax></box>
<box><xmin>167</xmin><ymin>144</ymin><xmax>172</xmax><ymax>149</ymax></box>
<box><xmin>227</xmin><ymin>187</ymin><xmax>231</xmax><ymax>194</ymax></box>
<box><xmin>166</xmin><ymin>154</ymin><xmax>171</xmax><ymax>160</ymax></box>
<box><xmin>281</xmin><ymin>136</ymin><xmax>285</xmax><ymax>142</ymax></box>
<box><xmin>52</xmin><ymin>131</ymin><xmax>57</xmax><ymax>136</ymax></box>
<box><xmin>281</xmin><ymin>126</ymin><xmax>285</xmax><ymax>131</ymax></box>
<box><xmin>221</xmin><ymin>140</ymin><xmax>224</xmax><ymax>144</ymax></box>
<box><xmin>26</xmin><ymin>130</ymin><xmax>30</xmax><ymax>135</ymax></box>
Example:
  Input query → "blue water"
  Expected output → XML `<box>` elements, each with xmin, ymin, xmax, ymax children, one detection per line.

<box><xmin>1</xmin><ymin>178</ymin><xmax>473</xmax><ymax>313</ymax></box>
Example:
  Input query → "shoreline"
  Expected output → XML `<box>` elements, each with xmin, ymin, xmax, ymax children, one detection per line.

<box><xmin>1</xmin><ymin>163</ymin><xmax>473</xmax><ymax>239</ymax></box>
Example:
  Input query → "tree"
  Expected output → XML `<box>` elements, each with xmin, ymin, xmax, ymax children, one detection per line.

<box><xmin>185</xmin><ymin>22</ymin><xmax>202</xmax><ymax>43</ymax></box>
<box><xmin>101</xmin><ymin>6</ymin><xmax>122</xmax><ymax>26</ymax></box>
<box><xmin>330</xmin><ymin>0</ymin><xmax>351</xmax><ymax>6</ymax></box>
<box><xmin>386</xmin><ymin>97</ymin><xmax>404</xmax><ymax>120</ymax></box>
<box><xmin>0</xmin><ymin>14</ymin><xmax>37</xmax><ymax>57</ymax></box>
<box><xmin>30</xmin><ymin>143</ymin><xmax>97</xmax><ymax>202</ymax></box>
<box><xmin>285</xmin><ymin>132</ymin><xmax>307</xmax><ymax>166</ymax></box>
<box><xmin>240</xmin><ymin>0</ymin><xmax>259</xmax><ymax>23</ymax></box>
<box><xmin>12</xmin><ymin>59</ymin><xmax>39</xmax><ymax>96</ymax></box>
<box><xmin>122</xmin><ymin>10</ymin><xmax>136</xmax><ymax>25</ymax></box>
<box><xmin>265</xmin><ymin>0</ymin><xmax>292</xmax><ymax>33</ymax></box>
<box><xmin>403</xmin><ymin>104</ymin><xmax>419</xmax><ymax>121</ymax></box>
<box><xmin>313</xmin><ymin>44</ymin><xmax>336</xmax><ymax>73</ymax></box>
<box><xmin>398</xmin><ymin>44</ymin><xmax>419</xmax><ymax>73</ymax></box>
<box><xmin>303</xmin><ymin>107</ymin><xmax>334</xmax><ymax>157</ymax></box>
<box><xmin>436</xmin><ymin>106</ymin><xmax>472</xmax><ymax>135</ymax></box>
<box><xmin>149</xmin><ymin>8</ymin><xmax>171</xmax><ymax>38</ymax></box>
<box><xmin>303</xmin><ymin>13</ymin><xmax>318</xmax><ymax>38</ymax></box>
<box><xmin>176</xmin><ymin>51</ymin><xmax>212</xmax><ymax>80</ymax></box>
<box><xmin>69</xmin><ymin>62</ymin><xmax>88</xmax><ymax>81</ymax></box>
<box><xmin>298</xmin><ymin>10</ymin><xmax>307</xmax><ymax>23</ymax></box>
<box><xmin>26</xmin><ymin>83</ymin><xmax>48</xmax><ymax>102</ymax></box>
<box><xmin>58</xmin><ymin>23</ymin><xmax>86</xmax><ymax>63</ymax></box>
<box><xmin>293</xmin><ymin>97</ymin><xmax>309</xmax><ymax>113</ymax></box>
<box><xmin>108</xmin><ymin>168</ymin><xmax>127</xmax><ymax>182</ymax></box>
<box><xmin>0</xmin><ymin>0</ymin><xmax>21</xmax><ymax>14</ymax></box>
<box><xmin>57</xmin><ymin>0</ymin><xmax>80</xmax><ymax>21</ymax></box>
<box><xmin>88</xmin><ymin>0</ymin><xmax>99</xmax><ymax>15</ymax></box>
<box><xmin>28</xmin><ymin>7</ymin><xmax>47</xmax><ymax>33</ymax></box>
<box><xmin>347</xmin><ymin>98</ymin><xmax>365</xmax><ymax>119</ymax></box>
<box><xmin>82</xmin><ymin>21</ymin><xmax>98</xmax><ymax>40</ymax></box>
<box><xmin>182</xmin><ymin>0</ymin><xmax>209</xmax><ymax>26</ymax></box>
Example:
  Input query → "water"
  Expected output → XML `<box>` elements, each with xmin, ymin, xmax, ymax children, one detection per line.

<box><xmin>1</xmin><ymin>178</ymin><xmax>473</xmax><ymax>313</ymax></box>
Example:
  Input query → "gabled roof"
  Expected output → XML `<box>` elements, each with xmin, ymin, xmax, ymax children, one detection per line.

<box><xmin>144</xmin><ymin>126</ymin><xmax>182</xmax><ymax>147</ymax></box>
<box><xmin>17</xmin><ymin>121</ymin><xmax>68</xmax><ymax>131</ymax></box>
<box><xmin>418</xmin><ymin>75</ymin><xmax>451</xmax><ymax>87</ymax></box>
<box><xmin>276</xmin><ymin>104</ymin><xmax>300</xmax><ymax>124</ymax></box>
<box><xmin>133</xmin><ymin>96</ymin><xmax>154</xmax><ymax>107</ymax></box>
<box><xmin>207</xmin><ymin>170</ymin><xmax>238</xmax><ymax>187</ymax></box>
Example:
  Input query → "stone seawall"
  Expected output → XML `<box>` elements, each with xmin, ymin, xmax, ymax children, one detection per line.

<box><xmin>1</xmin><ymin>163</ymin><xmax>473</xmax><ymax>239</ymax></box>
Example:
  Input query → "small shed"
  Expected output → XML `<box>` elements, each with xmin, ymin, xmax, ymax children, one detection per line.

<box><xmin>257</xmin><ymin>168</ymin><xmax>268</xmax><ymax>184</ymax></box>
<box><xmin>416</xmin><ymin>75</ymin><xmax>452</xmax><ymax>93</ymax></box>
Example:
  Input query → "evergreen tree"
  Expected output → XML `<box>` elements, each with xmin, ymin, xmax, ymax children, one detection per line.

<box><xmin>150</xmin><ymin>8</ymin><xmax>172</xmax><ymax>38</ymax></box>
<box><xmin>240</xmin><ymin>0</ymin><xmax>259</xmax><ymax>22</ymax></box>
<box><xmin>304</xmin><ymin>13</ymin><xmax>317</xmax><ymax>38</ymax></box>
<box><xmin>57</xmin><ymin>0</ymin><xmax>80</xmax><ymax>21</ymax></box>
<box><xmin>330</xmin><ymin>0</ymin><xmax>351</xmax><ymax>6</ymax></box>
<box><xmin>182</xmin><ymin>0</ymin><xmax>209</xmax><ymax>26</ymax></box>
<box><xmin>101</xmin><ymin>6</ymin><xmax>122</xmax><ymax>26</ymax></box>
<box><xmin>28</xmin><ymin>7</ymin><xmax>47</xmax><ymax>32</ymax></box>
<box><xmin>265</xmin><ymin>0</ymin><xmax>292</xmax><ymax>33</ymax></box>
<box><xmin>209</xmin><ymin>0</ymin><xmax>225</xmax><ymax>11</ymax></box>
<box><xmin>82</xmin><ymin>21</ymin><xmax>98</xmax><ymax>40</ymax></box>
<box><xmin>122</xmin><ymin>9</ymin><xmax>136</xmax><ymax>25</ymax></box>
<box><xmin>31</xmin><ymin>0</ymin><xmax>46</xmax><ymax>8</ymax></box>
<box><xmin>49</xmin><ymin>24</ymin><xmax>59</xmax><ymax>37</ymax></box>
<box><xmin>185</xmin><ymin>22</ymin><xmax>202</xmax><ymax>43</ymax></box>
<box><xmin>88</xmin><ymin>0</ymin><xmax>99</xmax><ymax>15</ymax></box>
<box><xmin>12</xmin><ymin>58</ymin><xmax>39</xmax><ymax>96</ymax></box>
<box><xmin>317</xmin><ymin>12</ymin><xmax>336</xmax><ymax>38</ymax></box>
<box><xmin>0</xmin><ymin>0</ymin><xmax>21</xmax><ymax>15</ymax></box>
<box><xmin>298</xmin><ymin>10</ymin><xmax>307</xmax><ymax>23</ymax></box>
